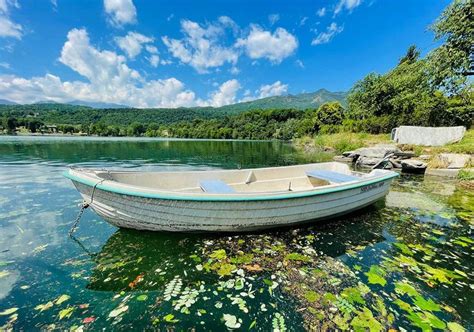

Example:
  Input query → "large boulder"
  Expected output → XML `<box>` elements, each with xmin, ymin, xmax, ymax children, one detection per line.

<box><xmin>429</xmin><ymin>153</ymin><xmax>472</xmax><ymax>169</ymax></box>
<box><xmin>401</xmin><ymin>159</ymin><xmax>427</xmax><ymax>174</ymax></box>
<box><xmin>391</xmin><ymin>126</ymin><xmax>466</xmax><ymax>146</ymax></box>
<box><xmin>353</xmin><ymin>144</ymin><xmax>401</xmax><ymax>168</ymax></box>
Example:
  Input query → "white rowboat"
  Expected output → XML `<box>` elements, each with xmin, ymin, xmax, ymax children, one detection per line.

<box><xmin>64</xmin><ymin>162</ymin><xmax>398</xmax><ymax>232</ymax></box>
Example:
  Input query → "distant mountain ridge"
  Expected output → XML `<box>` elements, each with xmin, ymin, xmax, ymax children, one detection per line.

<box><xmin>0</xmin><ymin>89</ymin><xmax>347</xmax><ymax>111</ymax></box>
<box><xmin>216</xmin><ymin>89</ymin><xmax>347</xmax><ymax>113</ymax></box>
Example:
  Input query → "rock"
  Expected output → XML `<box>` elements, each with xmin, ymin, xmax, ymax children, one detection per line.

<box><xmin>353</xmin><ymin>144</ymin><xmax>401</xmax><ymax>168</ymax></box>
<box><xmin>333</xmin><ymin>155</ymin><xmax>353</xmax><ymax>163</ymax></box>
<box><xmin>356</xmin><ymin>156</ymin><xmax>383</xmax><ymax>167</ymax></box>
<box><xmin>401</xmin><ymin>159</ymin><xmax>427</xmax><ymax>174</ymax></box>
<box><xmin>418</xmin><ymin>154</ymin><xmax>431</xmax><ymax>161</ymax></box>
<box><xmin>354</xmin><ymin>144</ymin><xmax>400</xmax><ymax>158</ymax></box>
<box><xmin>442</xmin><ymin>153</ymin><xmax>471</xmax><ymax>169</ymax></box>
<box><xmin>391</xmin><ymin>126</ymin><xmax>466</xmax><ymax>146</ymax></box>
<box><xmin>425</xmin><ymin>168</ymin><xmax>460</xmax><ymax>178</ymax></box>
<box><xmin>389</xmin><ymin>158</ymin><xmax>402</xmax><ymax>168</ymax></box>
<box><xmin>342</xmin><ymin>151</ymin><xmax>355</xmax><ymax>157</ymax></box>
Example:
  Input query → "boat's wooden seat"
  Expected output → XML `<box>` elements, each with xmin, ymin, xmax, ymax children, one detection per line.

<box><xmin>306</xmin><ymin>170</ymin><xmax>359</xmax><ymax>183</ymax></box>
<box><xmin>200</xmin><ymin>180</ymin><xmax>236</xmax><ymax>193</ymax></box>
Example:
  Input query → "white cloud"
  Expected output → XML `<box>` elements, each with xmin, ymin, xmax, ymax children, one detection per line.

<box><xmin>0</xmin><ymin>0</ymin><xmax>22</xmax><ymax>39</ymax></box>
<box><xmin>229</xmin><ymin>66</ymin><xmax>239</xmax><ymax>75</ymax></box>
<box><xmin>240</xmin><ymin>80</ymin><xmax>288</xmax><ymax>102</ymax></box>
<box><xmin>299</xmin><ymin>17</ymin><xmax>308</xmax><ymax>26</ymax></box>
<box><xmin>145</xmin><ymin>44</ymin><xmax>158</xmax><ymax>54</ymax></box>
<box><xmin>295</xmin><ymin>59</ymin><xmax>304</xmax><ymax>68</ymax></box>
<box><xmin>104</xmin><ymin>0</ymin><xmax>137</xmax><ymax>27</ymax></box>
<box><xmin>162</xmin><ymin>18</ymin><xmax>239</xmax><ymax>73</ymax></box>
<box><xmin>148</xmin><ymin>54</ymin><xmax>159</xmax><ymax>67</ymax></box>
<box><xmin>257</xmin><ymin>80</ymin><xmax>288</xmax><ymax>98</ymax></box>
<box><xmin>0</xmin><ymin>28</ymin><xmax>199</xmax><ymax>108</ymax></box>
<box><xmin>316</xmin><ymin>7</ymin><xmax>326</xmax><ymax>17</ymax></box>
<box><xmin>268</xmin><ymin>13</ymin><xmax>280</xmax><ymax>25</ymax></box>
<box><xmin>334</xmin><ymin>0</ymin><xmax>362</xmax><ymax>15</ymax></box>
<box><xmin>0</xmin><ymin>28</ymin><xmax>250</xmax><ymax>108</ymax></box>
<box><xmin>207</xmin><ymin>79</ymin><xmax>240</xmax><ymax>107</ymax></box>
<box><xmin>236</xmin><ymin>25</ymin><xmax>297</xmax><ymax>64</ymax></box>
<box><xmin>311</xmin><ymin>22</ymin><xmax>343</xmax><ymax>45</ymax></box>
<box><xmin>0</xmin><ymin>61</ymin><xmax>10</xmax><ymax>69</ymax></box>
<box><xmin>115</xmin><ymin>31</ymin><xmax>154</xmax><ymax>58</ymax></box>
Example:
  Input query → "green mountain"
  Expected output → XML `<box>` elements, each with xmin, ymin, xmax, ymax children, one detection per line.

<box><xmin>0</xmin><ymin>89</ymin><xmax>348</xmax><ymax>127</ymax></box>
<box><xmin>216</xmin><ymin>89</ymin><xmax>347</xmax><ymax>113</ymax></box>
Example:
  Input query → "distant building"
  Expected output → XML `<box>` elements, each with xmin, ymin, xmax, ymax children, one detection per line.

<box><xmin>41</xmin><ymin>125</ymin><xmax>58</xmax><ymax>134</ymax></box>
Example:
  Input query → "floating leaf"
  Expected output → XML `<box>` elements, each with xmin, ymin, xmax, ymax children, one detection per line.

<box><xmin>108</xmin><ymin>305</ymin><xmax>128</xmax><ymax>318</ymax></box>
<box><xmin>341</xmin><ymin>287</ymin><xmax>365</xmax><ymax>305</ymax></box>
<box><xmin>35</xmin><ymin>301</ymin><xmax>54</xmax><ymax>312</ymax></box>
<box><xmin>83</xmin><ymin>316</ymin><xmax>95</xmax><ymax>324</ymax></box>
<box><xmin>304</xmin><ymin>290</ymin><xmax>319</xmax><ymax>303</ymax></box>
<box><xmin>0</xmin><ymin>271</ymin><xmax>10</xmax><ymax>279</ymax></box>
<box><xmin>272</xmin><ymin>313</ymin><xmax>286</xmax><ymax>332</ymax></box>
<box><xmin>58</xmin><ymin>307</ymin><xmax>74</xmax><ymax>320</ymax></box>
<box><xmin>136</xmin><ymin>294</ymin><xmax>148</xmax><ymax>301</ymax></box>
<box><xmin>0</xmin><ymin>307</ymin><xmax>18</xmax><ymax>316</ymax></box>
<box><xmin>223</xmin><ymin>314</ymin><xmax>241</xmax><ymax>329</ymax></box>
<box><xmin>164</xmin><ymin>276</ymin><xmax>182</xmax><ymax>301</ymax></box>
<box><xmin>365</xmin><ymin>265</ymin><xmax>387</xmax><ymax>287</ymax></box>
<box><xmin>447</xmin><ymin>322</ymin><xmax>466</xmax><ymax>332</ymax></box>
<box><xmin>394</xmin><ymin>281</ymin><xmax>419</xmax><ymax>297</ymax></box>
<box><xmin>284</xmin><ymin>253</ymin><xmax>311</xmax><ymax>262</ymax></box>
<box><xmin>413</xmin><ymin>295</ymin><xmax>441</xmax><ymax>312</ymax></box>
<box><xmin>209</xmin><ymin>249</ymin><xmax>227</xmax><ymax>260</ymax></box>
<box><xmin>55</xmin><ymin>294</ymin><xmax>70</xmax><ymax>305</ymax></box>
<box><xmin>163</xmin><ymin>313</ymin><xmax>179</xmax><ymax>323</ymax></box>
<box><xmin>351</xmin><ymin>308</ymin><xmax>382</xmax><ymax>332</ymax></box>
<box><xmin>243</xmin><ymin>264</ymin><xmax>263</xmax><ymax>272</ymax></box>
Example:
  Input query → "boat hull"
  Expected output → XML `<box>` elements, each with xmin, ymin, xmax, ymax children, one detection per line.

<box><xmin>72</xmin><ymin>178</ymin><xmax>393</xmax><ymax>232</ymax></box>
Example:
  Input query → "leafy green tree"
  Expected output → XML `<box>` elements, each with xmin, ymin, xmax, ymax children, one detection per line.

<box><xmin>314</xmin><ymin>102</ymin><xmax>345</xmax><ymax>129</ymax></box>
<box><xmin>5</xmin><ymin>117</ymin><xmax>17</xmax><ymax>133</ymax></box>
<box><xmin>428</xmin><ymin>0</ymin><xmax>473</xmax><ymax>94</ymax></box>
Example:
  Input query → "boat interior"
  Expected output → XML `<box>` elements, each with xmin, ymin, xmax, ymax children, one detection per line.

<box><xmin>86</xmin><ymin>162</ymin><xmax>383</xmax><ymax>194</ymax></box>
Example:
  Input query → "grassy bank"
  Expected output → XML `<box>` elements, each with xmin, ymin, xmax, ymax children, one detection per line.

<box><xmin>295</xmin><ymin>130</ymin><xmax>474</xmax><ymax>155</ymax></box>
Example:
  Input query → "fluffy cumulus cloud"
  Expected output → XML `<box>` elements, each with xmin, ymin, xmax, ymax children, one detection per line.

<box><xmin>240</xmin><ymin>80</ymin><xmax>288</xmax><ymax>102</ymax></box>
<box><xmin>207</xmin><ymin>79</ymin><xmax>240</xmax><ymax>107</ymax></box>
<box><xmin>268</xmin><ymin>13</ymin><xmax>280</xmax><ymax>25</ymax></box>
<box><xmin>316</xmin><ymin>7</ymin><xmax>326</xmax><ymax>17</ymax></box>
<box><xmin>257</xmin><ymin>80</ymin><xmax>288</xmax><ymax>98</ymax></box>
<box><xmin>236</xmin><ymin>25</ymin><xmax>297</xmax><ymax>64</ymax></box>
<box><xmin>162</xmin><ymin>18</ymin><xmax>239</xmax><ymax>73</ymax></box>
<box><xmin>334</xmin><ymin>0</ymin><xmax>362</xmax><ymax>15</ymax></box>
<box><xmin>115</xmin><ymin>31</ymin><xmax>154</xmax><ymax>58</ymax></box>
<box><xmin>0</xmin><ymin>28</ymin><xmax>198</xmax><ymax>107</ymax></box>
<box><xmin>0</xmin><ymin>0</ymin><xmax>22</xmax><ymax>39</ymax></box>
<box><xmin>0</xmin><ymin>28</ymin><xmax>251</xmax><ymax>108</ymax></box>
<box><xmin>311</xmin><ymin>22</ymin><xmax>343</xmax><ymax>45</ymax></box>
<box><xmin>104</xmin><ymin>0</ymin><xmax>137</xmax><ymax>27</ymax></box>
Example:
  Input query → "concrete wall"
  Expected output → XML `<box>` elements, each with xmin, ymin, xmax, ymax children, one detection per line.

<box><xmin>392</xmin><ymin>126</ymin><xmax>466</xmax><ymax>146</ymax></box>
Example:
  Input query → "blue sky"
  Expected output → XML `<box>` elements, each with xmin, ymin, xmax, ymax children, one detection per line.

<box><xmin>0</xmin><ymin>0</ymin><xmax>451</xmax><ymax>108</ymax></box>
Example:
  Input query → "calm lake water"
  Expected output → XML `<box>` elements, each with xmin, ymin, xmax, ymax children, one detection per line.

<box><xmin>0</xmin><ymin>136</ymin><xmax>472</xmax><ymax>331</ymax></box>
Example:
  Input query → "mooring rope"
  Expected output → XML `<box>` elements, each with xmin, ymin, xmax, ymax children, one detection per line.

<box><xmin>68</xmin><ymin>178</ymin><xmax>104</xmax><ymax>236</ymax></box>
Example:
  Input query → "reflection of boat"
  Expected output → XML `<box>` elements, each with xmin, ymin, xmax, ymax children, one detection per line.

<box><xmin>64</xmin><ymin>162</ymin><xmax>398</xmax><ymax>232</ymax></box>
<box><xmin>85</xmin><ymin>230</ymin><xmax>206</xmax><ymax>291</ymax></box>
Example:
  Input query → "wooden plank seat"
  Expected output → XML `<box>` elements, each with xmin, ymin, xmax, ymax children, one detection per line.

<box><xmin>200</xmin><ymin>180</ymin><xmax>236</xmax><ymax>193</ymax></box>
<box><xmin>306</xmin><ymin>170</ymin><xmax>359</xmax><ymax>183</ymax></box>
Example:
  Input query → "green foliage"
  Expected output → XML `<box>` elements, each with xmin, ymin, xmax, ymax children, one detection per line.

<box><xmin>428</xmin><ymin>0</ymin><xmax>473</xmax><ymax>94</ymax></box>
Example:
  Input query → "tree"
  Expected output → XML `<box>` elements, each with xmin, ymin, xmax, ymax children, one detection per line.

<box><xmin>314</xmin><ymin>102</ymin><xmax>345</xmax><ymax>126</ymax></box>
<box><xmin>5</xmin><ymin>117</ymin><xmax>17</xmax><ymax>133</ymax></box>
<box><xmin>428</xmin><ymin>0</ymin><xmax>473</xmax><ymax>94</ymax></box>
<box><xmin>398</xmin><ymin>45</ymin><xmax>420</xmax><ymax>65</ymax></box>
